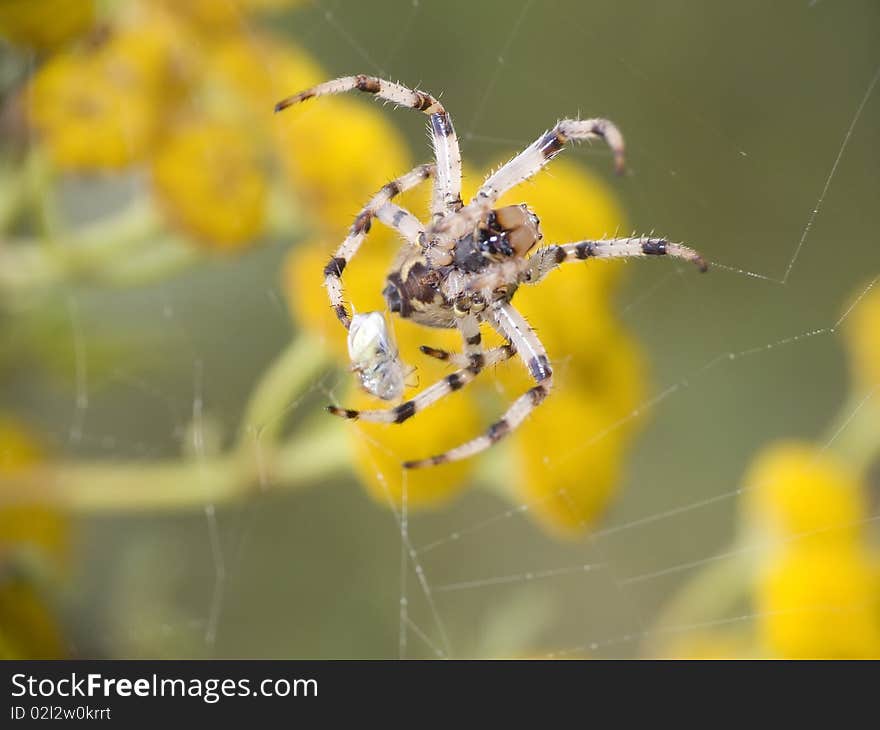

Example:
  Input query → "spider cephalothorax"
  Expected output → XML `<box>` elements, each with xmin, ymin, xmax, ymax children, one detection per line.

<box><xmin>276</xmin><ymin>74</ymin><xmax>707</xmax><ymax>468</ymax></box>
<box><xmin>383</xmin><ymin>203</ymin><xmax>542</xmax><ymax>329</ymax></box>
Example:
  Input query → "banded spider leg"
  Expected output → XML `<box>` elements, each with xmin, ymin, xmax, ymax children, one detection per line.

<box><xmin>327</xmin><ymin>315</ymin><xmax>514</xmax><ymax>426</ymax></box>
<box><xmin>276</xmin><ymin>74</ymin><xmax>463</xmax><ymax>217</ymax></box>
<box><xmin>426</xmin><ymin>118</ymin><xmax>625</xmax><ymax>261</ymax></box>
<box><xmin>403</xmin><ymin>302</ymin><xmax>553</xmax><ymax>469</ymax></box>
<box><xmin>322</xmin><ymin>163</ymin><xmax>434</xmax><ymax>330</ymax></box>
<box><xmin>523</xmin><ymin>236</ymin><xmax>709</xmax><ymax>279</ymax></box>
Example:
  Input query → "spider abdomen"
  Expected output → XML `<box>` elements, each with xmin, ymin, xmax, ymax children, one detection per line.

<box><xmin>384</xmin><ymin>251</ymin><xmax>456</xmax><ymax>328</ymax></box>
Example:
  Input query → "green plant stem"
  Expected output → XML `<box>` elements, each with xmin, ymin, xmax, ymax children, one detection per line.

<box><xmin>0</xmin><ymin>163</ymin><xmax>28</xmax><ymax>233</ymax></box>
<box><xmin>646</xmin><ymin>545</ymin><xmax>754</xmax><ymax>650</ymax></box>
<box><xmin>237</xmin><ymin>335</ymin><xmax>331</xmax><ymax>447</ymax></box>
<box><xmin>0</xmin><ymin>418</ymin><xmax>347</xmax><ymax>513</ymax></box>
<box><xmin>0</xmin><ymin>335</ymin><xmax>343</xmax><ymax>513</ymax></box>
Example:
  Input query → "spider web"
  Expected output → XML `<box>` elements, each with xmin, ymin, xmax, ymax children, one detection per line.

<box><xmin>7</xmin><ymin>0</ymin><xmax>879</xmax><ymax>659</ymax></box>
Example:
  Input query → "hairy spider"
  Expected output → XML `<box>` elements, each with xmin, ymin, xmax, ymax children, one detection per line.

<box><xmin>275</xmin><ymin>75</ymin><xmax>707</xmax><ymax>469</ymax></box>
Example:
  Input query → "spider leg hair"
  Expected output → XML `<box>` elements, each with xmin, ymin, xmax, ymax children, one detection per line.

<box><xmin>425</xmin><ymin>117</ymin><xmax>625</xmax><ymax>254</ymax></box>
<box><xmin>524</xmin><ymin>237</ymin><xmax>708</xmax><ymax>285</ymax></box>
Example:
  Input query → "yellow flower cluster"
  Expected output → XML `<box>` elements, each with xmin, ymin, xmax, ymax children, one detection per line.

<box><xmin>0</xmin><ymin>0</ymin><xmax>95</xmax><ymax>52</ymax></box>
<box><xmin>0</xmin><ymin>418</ymin><xmax>68</xmax><ymax>658</ymax></box>
<box><xmin>743</xmin><ymin>442</ymin><xmax>880</xmax><ymax>658</ymax></box>
<box><xmin>24</xmin><ymin>0</ymin><xmax>323</xmax><ymax>250</ymax></box>
<box><xmin>658</xmin><ymin>275</ymin><xmax>880</xmax><ymax>659</ymax></box>
<box><xmin>283</xmin><ymin>118</ymin><xmax>647</xmax><ymax>534</ymax></box>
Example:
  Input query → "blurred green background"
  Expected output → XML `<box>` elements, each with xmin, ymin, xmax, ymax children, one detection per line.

<box><xmin>1</xmin><ymin>0</ymin><xmax>879</xmax><ymax>658</ymax></box>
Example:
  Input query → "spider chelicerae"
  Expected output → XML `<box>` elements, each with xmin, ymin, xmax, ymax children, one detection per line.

<box><xmin>275</xmin><ymin>75</ymin><xmax>707</xmax><ymax>469</ymax></box>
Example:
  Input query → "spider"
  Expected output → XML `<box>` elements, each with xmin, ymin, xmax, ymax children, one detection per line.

<box><xmin>275</xmin><ymin>75</ymin><xmax>707</xmax><ymax>469</ymax></box>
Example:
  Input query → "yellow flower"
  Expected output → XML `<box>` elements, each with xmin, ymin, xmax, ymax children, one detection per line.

<box><xmin>843</xmin><ymin>277</ymin><xmax>880</xmax><ymax>390</ymax></box>
<box><xmin>28</xmin><ymin>22</ymin><xmax>186</xmax><ymax>170</ymax></box>
<box><xmin>152</xmin><ymin>117</ymin><xmax>269</xmax><ymax>249</ymax></box>
<box><xmin>0</xmin><ymin>418</ymin><xmax>42</xmax><ymax>473</ymax></box>
<box><xmin>0</xmin><ymin>418</ymin><xmax>68</xmax><ymax>659</ymax></box>
<box><xmin>740</xmin><ymin>440</ymin><xmax>880</xmax><ymax>657</ymax></box>
<box><xmin>205</xmin><ymin>34</ymin><xmax>324</xmax><ymax>125</ymax></box>
<box><xmin>0</xmin><ymin>419</ymin><xmax>66</xmax><ymax>564</ymax></box>
<box><xmin>756</xmin><ymin>544</ymin><xmax>880</xmax><ymax>658</ymax></box>
<box><xmin>152</xmin><ymin>0</ymin><xmax>302</xmax><ymax>34</ymax></box>
<box><xmin>276</xmin><ymin>96</ymin><xmax>412</xmax><ymax>229</ymax></box>
<box><xmin>25</xmin><ymin>3</ymin><xmax>327</xmax><ymax>251</ymax></box>
<box><xmin>0</xmin><ymin>0</ymin><xmax>95</xmax><ymax>52</ymax></box>
<box><xmin>741</xmin><ymin>441</ymin><xmax>866</xmax><ymax>547</ymax></box>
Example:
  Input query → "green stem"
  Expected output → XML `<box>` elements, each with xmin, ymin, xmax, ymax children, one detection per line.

<box><xmin>237</xmin><ymin>335</ymin><xmax>332</xmax><ymax>447</ymax></box>
<box><xmin>0</xmin><ymin>333</ymin><xmax>344</xmax><ymax>513</ymax></box>
<box><xmin>26</xmin><ymin>148</ymin><xmax>61</xmax><ymax>245</ymax></box>
<box><xmin>0</xmin><ymin>418</ymin><xmax>347</xmax><ymax>513</ymax></box>
<box><xmin>647</xmin><ymin>544</ymin><xmax>754</xmax><ymax>647</ymax></box>
<box><xmin>0</xmin><ymin>163</ymin><xmax>28</xmax><ymax>233</ymax></box>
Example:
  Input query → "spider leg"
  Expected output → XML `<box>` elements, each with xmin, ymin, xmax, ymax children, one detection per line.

<box><xmin>403</xmin><ymin>302</ymin><xmax>552</xmax><ymax>469</ymax></box>
<box><xmin>475</xmin><ymin>118</ymin><xmax>625</xmax><ymax>201</ymax></box>
<box><xmin>324</xmin><ymin>164</ymin><xmax>434</xmax><ymax>329</ymax></box>
<box><xmin>523</xmin><ymin>237</ymin><xmax>708</xmax><ymax>285</ymax></box>
<box><xmin>425</xmin><ymin>118</ymin><xmax>625</xmax><ymax>254</ymax></box>
<box><xmin>421</xmin><ymin>311</ymin><xmax>515</xmax><ymax>365</ymax></box>
<box><xmin>458</xmin><ymin>313</ymin><xmax>486</xmax><ymax>365</ymax></box>
<box><xmin>375</xmin><ymin>202</ymin><xmax>425</xmax><ymax>246</ymax></box>
<box><xmin>275</xmin><ymin>75</ymin><xmax>462</xmax><ymax>217</ymax></box>
<box><xmin>420</xmin><ymin>343</ymin><xmax>515</xmax><ymax>368</ymax></box>
<box><xmin>326</xmin><ymin>316</ymin><xmax>487</xmax><ymax>424</ymax></box>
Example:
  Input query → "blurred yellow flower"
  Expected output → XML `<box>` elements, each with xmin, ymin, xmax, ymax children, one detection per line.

<box><xmin>28</xmin><ymin>25</ymin><xmax>179</xmax><ymax>170</ymax></box>
<box><xmin>0</xmin><ymin>0</ymin><xmax>95</xmax><ymax>52</ymax></box>
<box><xmin>276</xmin><ymin>96</ymin><xmax>413</xmax><ymax>228</ymax></box>
<box><xmin>738</xmin><ymin>439</ymin><xmax>880</xmax><ymax>658</ymax></box>
<box><xmin>756</xmin><ymin>544</ymin><xmax>880</xmax><ymax>658</ymax></box>
<box><xmin>0</xmin><ymin>419</ymin><xmax>66</xmax><ymax>566</ymax></box>
<box><xmin>843</xmin><ymin>277</ymin><xmax>880</xmax><ymax>390</ymax></box>
<box><xmin>658</xmin><ymin>278</ymin><xmax>880</xmax><ymax>659</ymax></box>
<box><xmin>206</xmin><ymin>34</ymin><xmax>323</xmax><ymax>123</ymax></box>
<box><xmin>153</xmin><ymin>0</ymin><xmax>301</xmax><ymax>34</ymax></box>
<box><xmin>283</xmin><ymin>130</ymin><xmax>647</xmax><ymax>531</ymax></box>
<box><xmin>741</xmin><ymin>441</ymin><xmax>865</xmax><ymax>547</ymax></box>
<box><xmin>0</xmin><ymin>418</ymin><xmax>42</xmax><ymax>473</ymax></box>
<box><xmin>0</xmin><ymin>418</ymin><xmax>68</xmax><ymax>659</ymax></box>
<box><xmin>24</xmin><ymin>2</ymin><xmax>339</xmax><ymax>251</ymax></box>
<box><xmin>152</xmin><ymin>118</ymin><xmax>268</xmax><ymax>249</ymax></box>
